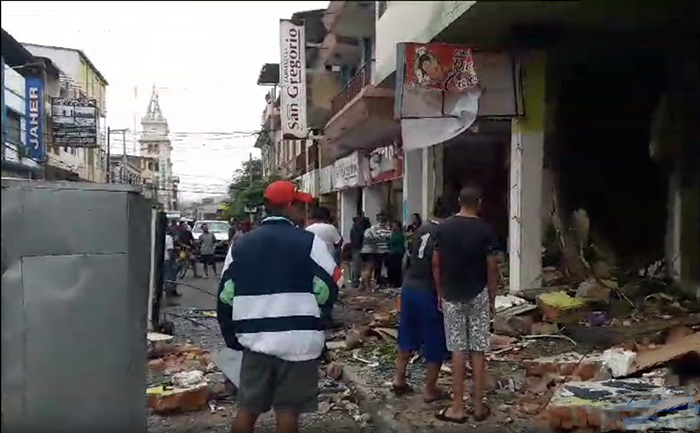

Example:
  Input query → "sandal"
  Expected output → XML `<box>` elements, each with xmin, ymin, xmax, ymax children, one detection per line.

<box><xmin>435</xmin><ymin>407</ymin><xmax>467</xmax><ymax>424</ymax></box>
<box><xmin>390</xmin><ymin>383</ymin><xmax>413</xmax><ymax>397</ymax></box>
<box><xmin>473</xmin><ymin>405</ymin><xmax>491</xmax><ymax>422</ymax></box>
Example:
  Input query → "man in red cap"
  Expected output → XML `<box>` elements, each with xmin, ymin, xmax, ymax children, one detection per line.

<box><xmin>218</xmin><ymin>180</ymin><xmax>341</xmax><ymax>433</ymax></box>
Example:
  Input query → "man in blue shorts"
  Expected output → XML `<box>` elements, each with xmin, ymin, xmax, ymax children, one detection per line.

<box><xmin>391</xmin><ymin>198</ymin><xmax>452</xmax><ymax>403</ymax></box>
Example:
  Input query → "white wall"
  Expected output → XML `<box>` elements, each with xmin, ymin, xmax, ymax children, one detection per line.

<box><xmin>24</xmin><ymin>45</ymin><xmax>81</xmax><ymax>80</ymax></box>
<box><xmin>374</xmin><ymin>1</ymin><xmax>477</xmax><ymax>85</ymax></box>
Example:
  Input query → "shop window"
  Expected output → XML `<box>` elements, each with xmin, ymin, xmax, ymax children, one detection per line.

<box><xmin>6</xmin><ymin>111</ymin><xmax>22</xmax><ymax>145</ymax></box>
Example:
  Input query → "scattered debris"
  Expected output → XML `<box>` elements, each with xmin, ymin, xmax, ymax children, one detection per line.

<box><xmin>538</xmin><ymin>291</ymin><xmax>587</xmax><ymax>321</ymax></box>
<box><xmin>147</xmin><ymin>382</ymin><xmax>209</xmax><ymax>414</ymax></box>
<box><xmin>545</xmin><ymin>377</ymin><xmax>700</xmax><ymax>431</ymax></box>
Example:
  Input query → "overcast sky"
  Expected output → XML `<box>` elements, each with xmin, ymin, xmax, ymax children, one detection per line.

<box><xmin>1</xmin><ymin>0</ymin><xmax>326</xmax><ymax>201</ymax></box>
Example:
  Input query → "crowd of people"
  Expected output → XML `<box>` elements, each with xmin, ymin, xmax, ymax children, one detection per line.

<box><xmin>162</xmin><ymin>179</ymin><xmax>499</xmax><ymax>433</ymax></box>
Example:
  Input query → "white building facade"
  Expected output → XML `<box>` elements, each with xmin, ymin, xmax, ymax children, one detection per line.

<box><xmin>139</xmin><ymin>86</ymin><xmax>177</xmax><ymax>210</ymax></box>
<box><xmin>22</xmin><ymin>43</ymin><xmax>109</xmax><ymax>183</ymax></box>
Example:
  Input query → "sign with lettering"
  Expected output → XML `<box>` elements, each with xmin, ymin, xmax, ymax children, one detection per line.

<box><xmin>25</xmin><ymin>76</ymin><xmax>45</xmax><ymax>161</ymax></box>
<box><xmin>333</xmin><ymin>152</ymin><xmax>367</xmax><ymax>190</ymax></box>
<box><xmin>369</xmin><ymin>142</ymin><xmax>403</xmax><ymax>184</ymax></box>
<box><xmin>279</xmin><ymin>19</ymin><xmax>307</xmax><ymax>139</ymax></box>
<box><xmin>51</xmin><ymin>97</ymin><xmax>98</xmax><ymax>147</ymax></box>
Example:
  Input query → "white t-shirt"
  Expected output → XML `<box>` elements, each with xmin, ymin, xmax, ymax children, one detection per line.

<box><xmin>164</xmin><ymin>234</ymin><xmax>174</xmax><ymax>261</ymax></box>
<box><xmin>306</xmin><ymin>223</ymin><xmax>342</xmax><ymax>257</ymax></box>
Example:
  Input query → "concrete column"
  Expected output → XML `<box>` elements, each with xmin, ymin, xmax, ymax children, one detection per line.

<box><xmin>363</xmin><ymin>185</ymin><xmax>383</xmax><ymax>222</ymax></box>
<box><xmin>509</xmin><ymin>52</ymin><xmax>546</xmax><ymax>294</ymax></box>
<box><xmin>402</xmin><ymin>148</ymin><xmax>423</xmax><ymax>223</ymax></box>
<box><xmin>421</xmin><ymin>147</ymin><xmax>435</xmax><ymax>219</ymax></box>
<box><xmin>339</xmin><ymin>189</ymin><xmax>357</xmax><ymax>242</ymax></box>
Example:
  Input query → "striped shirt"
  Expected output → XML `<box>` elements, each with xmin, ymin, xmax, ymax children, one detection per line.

<box><xmin>218</xmin><ymin>216</ymin><xmax>340</xmax><ymax>361</ymax></box>
<box><xmin>363</xmin><ymin>223</ymin><xmax>392</xmax><ymax>254</ymax></box>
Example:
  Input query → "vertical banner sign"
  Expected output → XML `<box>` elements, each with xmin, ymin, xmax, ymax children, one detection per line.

<box><xmin>25</xmin><ymin>76</ymin><xmax>45</xmax><ymax>161</ymax></box>
<box><xmin>279</xmin><ymin>19</ymin><xmax>307</xmax><ymax>139</ymax></box>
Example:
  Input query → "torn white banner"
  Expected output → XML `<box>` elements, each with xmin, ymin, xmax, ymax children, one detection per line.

<box><xmin>401</xmin><ymin>88</ymin><xmax>481</xmax><ymax>151</ymax></box>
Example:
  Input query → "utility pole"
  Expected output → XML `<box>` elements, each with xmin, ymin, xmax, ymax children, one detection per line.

<box><xmin>106</xmin><ymin>126</ymin><xmax>111</xmax><ymax>182</ymax></box>
<box><xmin>122</xmin><ymin>129</ymin><xmax>127</xmax><ymax>183</ymax></box>
<box><xmin>249</xmin><ymin>152</ymin><xmax>253</xmax><ymax>186</ymax></box>
<box><xmin>107</xmin><ymin>128</ymin><xmax>130</xmax><ymax>183</ymax></box>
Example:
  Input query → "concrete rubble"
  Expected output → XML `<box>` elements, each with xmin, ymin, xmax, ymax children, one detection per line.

<box><xmin>321</xmin><ymin>267</ymin><xmax>700</xmax><ymax>432</ymax></box>
<box><xmin>143</xmin><ymin>265</ymin><xmax>700</xmax><ymax>432</ymax></box>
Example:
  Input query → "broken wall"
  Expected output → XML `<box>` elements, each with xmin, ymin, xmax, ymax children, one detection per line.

<box><xmin>547</xmin><ymin>36</ymin><xmax>670</xmax><ymax>272</ymax></box>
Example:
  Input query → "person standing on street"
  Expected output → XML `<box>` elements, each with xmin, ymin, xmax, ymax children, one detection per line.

<box><xmin>386</xmin><ymin>221</ymin><xmax>406</xmax><ymax>288</ymax></box>
<box><xmin>178</xmin><ymin>220</ymin><xmax>199</xmax><ymax>278</ymax></box>
<box><xmin>349</xmin><ymin>216</ymin><xmax>366</xmax><ymax>288</ymax></box>
<box><xmin>228</xmin><ymin>219</ymin><xmax>237</xmax><ymax>243</ymax></box>
<box><xmin>232</xmin><ymin>220</ymin><xmax>252</xmax><ymax>245</ymax></box>
<box><xmin>305</xmin><ymin>206</ymin><xmax>342</xmax><ymax>328</ymax></box>
<box><xmin>364</xmin><ymin>213</ymin><xmax>392</xmax><ymax>287</ymax></box>
<box><xmin>218</xmin><ymin>180</ymin><xmax>340</xmax><ymax>433</ymax></box>
<box><xmin>306</xmin><ymin>206</ymin><xmax>342</xmax><ymax>263</ymax></box>
<box><xmin>433</xmin><ymin>187</ymin><xmax>499</xmax><ymax>423</ymax></box>
<box><xmin>163</xmin><ymin>232</ymin><xmax>180</xmax><ymax>297</ymax></box>
<box><xmin>392</xmin><ymin>198</ymin><xmax>451</xmax><ymax>403</ymax></box>
<box><xmin>198</xmin><ymin>223</ymin><xmax>218</xmax><ymax>278</ymax></box>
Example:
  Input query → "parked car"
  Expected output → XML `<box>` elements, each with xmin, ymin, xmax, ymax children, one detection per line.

<box><xmin>191</xmin><ymin>220</ymin><xmax>230</xmax><ymax>260</ymax></box>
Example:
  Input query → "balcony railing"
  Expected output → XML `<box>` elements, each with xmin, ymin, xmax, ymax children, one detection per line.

<box><xmin>330</xmin><ymin>60</ymin><xmax>374</xmax><ymax>117</ymax></box>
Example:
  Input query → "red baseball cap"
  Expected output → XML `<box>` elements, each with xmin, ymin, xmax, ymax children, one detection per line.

<box><xmin>264</xmin><ymin>180</ymin><xmax>313</xmax><ymax>206</ymax></box>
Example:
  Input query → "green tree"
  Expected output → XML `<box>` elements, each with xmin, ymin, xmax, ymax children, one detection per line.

<box><xmin>223</xmin><ymin>158</ymin><xmax>283</xmax><ymax>221</ymax></box>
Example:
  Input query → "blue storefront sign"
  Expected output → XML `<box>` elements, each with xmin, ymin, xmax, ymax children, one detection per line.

<box><xmin>25</xmin><ymin>76</ymin><xmax>44</xmax><ymax>161</ymax></box>
<box><xmin>1</xmin><ymin>55</ymin><xmax>6</xmax><ymax>160</ymax></box>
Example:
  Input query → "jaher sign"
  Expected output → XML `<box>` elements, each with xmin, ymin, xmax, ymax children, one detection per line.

<box><xmin>25</xmin><ymin>76</ymin><xmax>45</xmax><ymax>161</ymax></box>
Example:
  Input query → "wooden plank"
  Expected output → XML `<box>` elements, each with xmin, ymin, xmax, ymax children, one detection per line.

<box><xmin>630</xmin><ymin>332</ymin><xmax>700</xmax><ymax>374</ymax></box>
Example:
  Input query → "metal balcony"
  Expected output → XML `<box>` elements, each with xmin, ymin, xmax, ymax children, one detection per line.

<box><xmin>330</xmin><ymin>59</ymin><xmax>373</xmax><ymax>117</ymax></box>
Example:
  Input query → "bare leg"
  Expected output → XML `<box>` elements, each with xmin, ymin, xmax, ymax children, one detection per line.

<box><xmin>275</xmin><ymin>410</ymin><xmax>300</xmax><ymax>433</ymax></box>
<box><xmin>470</xmin><ymin>351</ymin><xmax>487</xmax><ymax>419</ymax></box>
<box><xmin>393</xmin><ymin>350</ymin><xmax>411</xmax><ymax>388</ymax></box>
<box><xmin>230</xmin><ymin>409</ymin><xmax>258</xmax><ymax>433</ymax></box>
<box><xmin>445</xmin><ymin>351</ymin><xmax>466</xmax><ymax>419</ymax></box>
<box><xmin>424</xmin><ymin>361</ymin><xmax>442</xmax><ymax>401</ymax></box>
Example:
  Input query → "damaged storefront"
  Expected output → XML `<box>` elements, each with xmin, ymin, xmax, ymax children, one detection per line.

<box><xmin>366</xmin><ymin>140</ymin><xmax>403</xmax><ymax>222</ymax></box>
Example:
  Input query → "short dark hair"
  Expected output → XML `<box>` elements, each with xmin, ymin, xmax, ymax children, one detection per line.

<box><xmin>432</xmin><ymin>197</ymin><xmax>453</xmax><ymax>219</ymax></box>
<box><xmin>311</xmin><ymin>206</ymin><xmax>331</xmax><ymax>222</ymax></box>
<box><xmin>263</xmin><ymin>198</ymin><xmax>286</xmax><ymax>217</ymax></box>
<box><xmin>458</xmin><ymin>186</ymin><xmax>482</xmax><ymax>209</ymax></box>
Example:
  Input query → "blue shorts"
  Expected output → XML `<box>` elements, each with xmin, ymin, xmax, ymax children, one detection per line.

<box><xmin>397</xmin><ymin>281</ymin><xmax>448</xmax><ymax>363</ymax></box>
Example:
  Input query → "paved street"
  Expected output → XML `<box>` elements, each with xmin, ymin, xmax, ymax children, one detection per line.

<box><xmin>170</xmin><ymin>273</ymin><xmax>220</xmax><ymax>310</ymax></box>
<box><xmin>153</xmin><ymin>274</ymin><xmax>375</xmax><ymax>433</ymax></box>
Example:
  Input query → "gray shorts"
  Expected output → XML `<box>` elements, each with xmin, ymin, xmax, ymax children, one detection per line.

<box><xmin>443</xmin><ymin>288</ymin><xmax>491</xmax><ymax>353</ymax></box>
<box><xmin>238</xmin><ymin>350</ymin><xmax>319</xmax><ymax>414</ymax></box>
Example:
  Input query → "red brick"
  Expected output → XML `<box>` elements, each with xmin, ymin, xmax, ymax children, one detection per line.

<box><xmin>586</xmin><ymin>407</ymin><xmax>602</xmax><ymax>428</ymax></box>
<box><xmin>148</xmin><ymin>385</ymin><xmax>209</xmax><ymax>414</ymax></box>
<box><xmin>572</xmin><ymin>406</ymin><xmax>588</xmax><ymax>428</ymax></box>
<box><xmin>572</xmin><ymin>363</ymin><xmax>599</xmax><ymax>381</ymax></box>
<box><xmin>560</xmin><ymin>406</ymin><xmax>574</xmax><ymax>430</ymax></box>
<box><xmin>547</xmin><ymin>406</ymin><xmax>564</xmax><ymax>429</ymax></box>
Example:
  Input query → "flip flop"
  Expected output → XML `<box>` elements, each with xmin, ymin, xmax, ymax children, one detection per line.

<box><xmin>473</xmin><ymin>405</ymin><xmax>491</xmax><ymax>422</ymax></box>
<box><xmin>423</xmin><ymin>390</ymin><xmax>449</xmax><ymax>404</ymax></box>
<box><xmin>390</xmin><ymin>383</ymin><xmax>413</xmax><ymax>397</ymax></box>
<box><xmin>435</xmin><ymin>408</ymin><xmax>468</xmax><ymax>424</ymax></box>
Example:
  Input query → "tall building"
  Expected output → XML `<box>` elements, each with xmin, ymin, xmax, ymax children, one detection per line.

<box><xmin>22</xmin><ymin>43</ymin><xmax>109</xmax><ymax>182</ymax></box>
<box><xmin>139</xmin><ymin>85</ymin><xmax>177</xmax><ymax>210</ymax></box>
